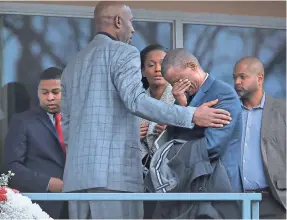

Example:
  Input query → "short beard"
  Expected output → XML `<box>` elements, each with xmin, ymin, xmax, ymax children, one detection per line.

<box><xmin>237</xmin><ymin>86</ymin><xmax>258</xmax><ymax>100</ymax></box>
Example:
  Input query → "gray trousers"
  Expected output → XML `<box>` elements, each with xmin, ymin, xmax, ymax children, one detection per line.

<box><xmin>68</xmin><ymin>188</ymin><xmax>143</xmax><ymax>219</ymax></box>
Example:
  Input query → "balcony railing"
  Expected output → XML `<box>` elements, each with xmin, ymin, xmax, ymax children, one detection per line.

<box><xmin>23</xmin><ymin>192</ymin><xmax>262</xmax><ymax>219</ymax></box>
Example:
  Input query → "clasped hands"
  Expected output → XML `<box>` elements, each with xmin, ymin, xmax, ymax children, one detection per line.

<box><xmin>140</xmin><ymin>122</ymin><xmax>166</xmax><ymax>140</ymax></box>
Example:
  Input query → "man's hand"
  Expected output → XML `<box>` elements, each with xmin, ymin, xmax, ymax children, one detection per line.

<box><xmin>193</xmin><ymin>99</ymin><xmax>232</xmax><ymax>127</ymax></box>
<box><xmin>48</xmin><ymin>177</ymin><xmax>63</xmax><ymax>193</ymax></box>
<box><xmin>154</xmin><ymin>124</ymin><xmax>167</xmax><ymax>135</ymax></box>
<box><xmin>172</xmin><ymin>79</ymin><xmax>191</xmax><ymax>106</ymax></box>
<box><xmin>140</xmin><ymin>122</ymin><xmax>149</xmax><ymax>140</ymax></box>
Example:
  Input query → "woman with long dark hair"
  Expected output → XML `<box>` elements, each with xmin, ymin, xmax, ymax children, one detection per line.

<box><xmin>139</xmin><ymin>44</ymin><xmax>174</xmax><ymax>171</ymax></box>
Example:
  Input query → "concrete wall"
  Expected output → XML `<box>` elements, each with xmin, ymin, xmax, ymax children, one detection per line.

<box><xmin>10</xmin><ymin>1</ymin><xmax>286</xmax><ymax>18</ymax></box>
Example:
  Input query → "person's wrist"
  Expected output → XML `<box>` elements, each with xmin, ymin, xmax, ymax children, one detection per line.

<box><xmin>176</xmin><ymin>97</ymin><xmax>187</xmax><ymax>106</ymax></box>
<box><xmin>192</xmin><ymin>108</ymin><xmax>198</xmax><ymax>123</ymax></box>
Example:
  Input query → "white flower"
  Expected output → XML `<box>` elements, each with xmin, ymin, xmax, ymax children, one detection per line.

<box><xmin>0</xmin><ymin>171</ymin><xmax>14</xmax><ymax>186</ymax></box>
<box><xmin>0</xmin><ymin>172</ymin><xmax>53</xmax><ymax>220</ymax></box>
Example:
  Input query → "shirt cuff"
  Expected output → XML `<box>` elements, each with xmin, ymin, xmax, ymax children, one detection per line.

<box><xmin>186</xmin><ymin>106</ymin><xmax>196</xmax><ymax>129</ymax></box>
<box><xmin>46</xmin><ymin>178</ymin><xmax>51</xmax><ymax>192</ymax></box>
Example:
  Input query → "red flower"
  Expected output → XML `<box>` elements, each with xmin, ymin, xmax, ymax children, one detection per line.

<box><xmin>0</xmin><ymin>186</ymin><xmax>7</xmax><ymax>194</ymax></box>
<box><xmin>0</xmin><ymin>194</ymin><xmax>7</xmax><ymax>202</ymax></box>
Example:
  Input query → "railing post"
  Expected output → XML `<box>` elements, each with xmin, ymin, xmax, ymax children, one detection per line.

<box><xmin>242</xmin><ymin>199</ymin><xmax>251</xmax><ymax>219</ymax></box>
<box><xmin>251</xmin><ymin>201</ymin><xmax>260</xmax><ymax>220</ymax></box>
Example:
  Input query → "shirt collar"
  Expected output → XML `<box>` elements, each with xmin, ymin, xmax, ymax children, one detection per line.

<box><xmin>98</xmin><ymin>32</ymin><xmax>117</xmax><ymax>41</ymax></box>
<box><xmin>259</xmin><ymin>92</ymin><xmax>266</xmax><ymax>108</ymax></box>
<box><xmin>46</xmin><ymin>112</ymin><xmax>61</xmax><ymax>118</ymax></box>
<box><xmin>200</xmin><ymin>73</ymin><xmax>209</xmax><ymax>88</ymax></box>
<box><xmin>186</xmin><ymin>73</ymin><xmax>209</xmax><ymax>104</ymax></box>
<box><xmin>46</xmin><ymin>112</ymin><xmax>54</xmax><ymax>121</ymax></box>
<box><xmin>241</xmin><ymin>92</ymin><xmax>265</xmax><ymax>109</ymax></box>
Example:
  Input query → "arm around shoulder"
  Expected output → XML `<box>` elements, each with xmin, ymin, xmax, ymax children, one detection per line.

<box><xmin>202</xmin><ymin>90</ymin><xmax>242</xmax><ymax>159</ymax></box>
<box><xmin>110</xmin><ymin>44</ymin><xmax>195</xmax><ymax>129</ymax></box>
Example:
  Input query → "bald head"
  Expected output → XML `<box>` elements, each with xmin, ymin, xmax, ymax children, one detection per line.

<box><xmin>161</xmin><ymin>48</ymin><xmax>200</xmax><ymax>76</ymax></box>
<box><xmin>234</xmin><ymin>56</ymin><xmax>265</xmax><ymax>77</ymax></box>
<box><xmin>233</xmin><ymin>56</ymin><xmax>265</xmax><ymax>101</ymax></box>
<box><xmin>94</xmin><ymin>2</ymin><xmax>126</xmax><ymax>27</ymax></box>
<box><xmin>94</xmin><ymin>1</ymin><xmax>135</xmax><ymax>43</ymax></box>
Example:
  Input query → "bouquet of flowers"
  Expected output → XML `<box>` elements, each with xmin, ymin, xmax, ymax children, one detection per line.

<box><xmin>0</xmin><ymin>171</ymin><xmax>53</xmax><ymax>219</ymax></box>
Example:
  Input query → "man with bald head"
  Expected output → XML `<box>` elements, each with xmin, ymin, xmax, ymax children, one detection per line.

<box><xmin>60</xmin><ymin>2</ymin><xmax>232</xmax><ymax>219</ymax></box>
<box><xmin>94</xmin><ymin>1</ymin><xmax>134</xmax><ymax>44</ymax></box>
<box><xmin>233</xmin><ymin>56</ymin><xmax>286</xmax><ymax>219</ymax></box>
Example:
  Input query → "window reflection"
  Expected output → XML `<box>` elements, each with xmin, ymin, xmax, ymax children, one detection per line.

<box><xmin>183</xmin><ymin>24</ymin><xmax>286</xmax><ymax>99</ymax></box>
<box><xmin>1</xmin><ymin>14</ymin><xmax>173</xmax><ymax>109</ymax></box>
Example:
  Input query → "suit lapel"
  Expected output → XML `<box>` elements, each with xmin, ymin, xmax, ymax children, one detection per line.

<box><xmin>190</xmin><ymin>89</ymin><xmax>205</xmax><ymax>107</ymax></box>
<box><xmin>33</xmin><ymin>106</ymin><xmax>65</xmax><ymax>167</ymax></box>
<box><xmin>260</xmin><ymin>95</ymin><xmax>276</xmax><ymax>195</ymax></box>
<box><xmin>35</xmin><ymin>107</ymin><xmax>60</xmax><ymax>143</ymax></box>
<box><xmin>261</xmin><ymin>95</ymin><xmax>274</xmax><ymax>139</ymax></box>
<box><xmin>189</xmin><ymin>74</ymin><xmax>215</xmax><ymax>107</ymax></box>
<box><xmin>260</xmin><ymin>95</ymin><xmax>274</xmax><ymax>162</ymax></box>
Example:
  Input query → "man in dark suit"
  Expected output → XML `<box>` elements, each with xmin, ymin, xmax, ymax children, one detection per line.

<box><xmin>3</xmin><ymin>67</ymin><xmax>68</xmax><ymax>219</ymax></box>
<box><xmin>233</xmin><ymin>56</ymin><xmax>286</xmax><ymax>219</ymax></box>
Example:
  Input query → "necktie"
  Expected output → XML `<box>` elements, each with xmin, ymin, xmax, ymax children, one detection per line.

<box><xmin>54</xmin><ymin>113</ymin><xmax>66</xmax><ymax>155</ymax></box>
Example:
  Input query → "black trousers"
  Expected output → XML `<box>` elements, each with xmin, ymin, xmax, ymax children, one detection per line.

<box><xmin>59</xmin><ymin>201</ymin><xmax>69</xmax><ymax>219</ymax></box>
<box><xmin>247</xmin><ymin>188</ymin><xmax>286</xmax><ymax>219</ymax></box>
<box><xmin>259</xmin><ymin>191</ymin><xmax>286</xmax><ymax>219</ymax></box>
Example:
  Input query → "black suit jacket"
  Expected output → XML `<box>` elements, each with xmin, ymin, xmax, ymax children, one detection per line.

<box><xmin>3</xmin><ymin>106</ymin><xmax>67</xmax><ymax>219</ymax></box>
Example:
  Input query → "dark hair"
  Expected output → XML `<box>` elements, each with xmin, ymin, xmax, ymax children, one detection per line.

<box><xmin>161</xmin><ymin>48</ymin><xmax>200</xmax><ymax>77</ymax></box>
<box><xmin>40</xmin><ymin>67</ymin><xmax>63</xmax><ymax>81</ymax></box>
<box><xmin>140</xmin><ymin>44</ymin><xmax>167</xmax><ymax>89</ymax></box>
<box><xmin>140</xmin><ymin>44</ymin><xmax>167</xmax><ymax>70</ymax></box>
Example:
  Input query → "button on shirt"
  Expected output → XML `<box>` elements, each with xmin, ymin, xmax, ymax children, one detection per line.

<box><xmin>241</xmin><ymin>93</ymin><xmax>268</xmax><ymax>190</ymax></box>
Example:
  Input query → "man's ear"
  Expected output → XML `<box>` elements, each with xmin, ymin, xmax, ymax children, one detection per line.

<box><xmin>114</xmin><ymin>15</ymin><xmax>122</xmax><ymax>29</ymax></box>
<box><xmin>257</xmin><ymin>72</ymin><xmax>264</xmax><ymax>85</ymax></box>
<box><xmin>185</xmin><ymin>61</ymin><xmax>197</xmax><ymax>71</ymax></box>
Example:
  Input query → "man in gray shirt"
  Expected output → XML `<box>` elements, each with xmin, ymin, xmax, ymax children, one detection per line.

<box><xmin>61</xmin><ymin>2</ymin><xmax>232</xmax><ymax>219</ymax></box>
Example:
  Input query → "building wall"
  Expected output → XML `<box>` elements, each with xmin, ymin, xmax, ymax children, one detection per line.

<box><xmin>12</xmin><ymin>1</ymin><xmax>286</xmax><ymax>18</ymax></box>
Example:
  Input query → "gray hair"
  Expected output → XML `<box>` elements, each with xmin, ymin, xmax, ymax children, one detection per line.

<box><xmin>161</xmin><ymin>48</ymin><xmax>200</xmax><ymax>76</ymax></box>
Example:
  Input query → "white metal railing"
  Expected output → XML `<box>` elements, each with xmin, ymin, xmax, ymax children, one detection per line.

<box><xmin>23</xmin><ymin>192</ymin><xmax>262</xmax><ymax>219</ymax></box>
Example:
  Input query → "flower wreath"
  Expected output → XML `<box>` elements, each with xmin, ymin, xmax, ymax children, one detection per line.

<box><xmin>0</xmin><ymin>171</ymin><xmax>53</xmax><ymax>219</ymax></box>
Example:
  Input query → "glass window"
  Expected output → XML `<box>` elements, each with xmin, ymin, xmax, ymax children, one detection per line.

<box><xmin>183</xmin><ymin>24</ymin><xmax>286</xmax><ymax>99</ymax></box>
<box><xmin>132</xmin><ymin>21</ymin><xmax>173</xmax><ymax>51</ymax></box>
<box><xmin>0</xmin><ymin>14</ymin><xmax>173</xmax><ymax>112</ymax></box>
<box><xmin>0</xmin><ymin>14</ymin><xmax>173</xmax><ymax>167</ymax></box>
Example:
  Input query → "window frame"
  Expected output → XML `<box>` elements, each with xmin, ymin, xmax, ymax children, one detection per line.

<box><xmin>0</xmin><ymin>2</ymin><xmax>285</xmax><ymax>50</ymax></box>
